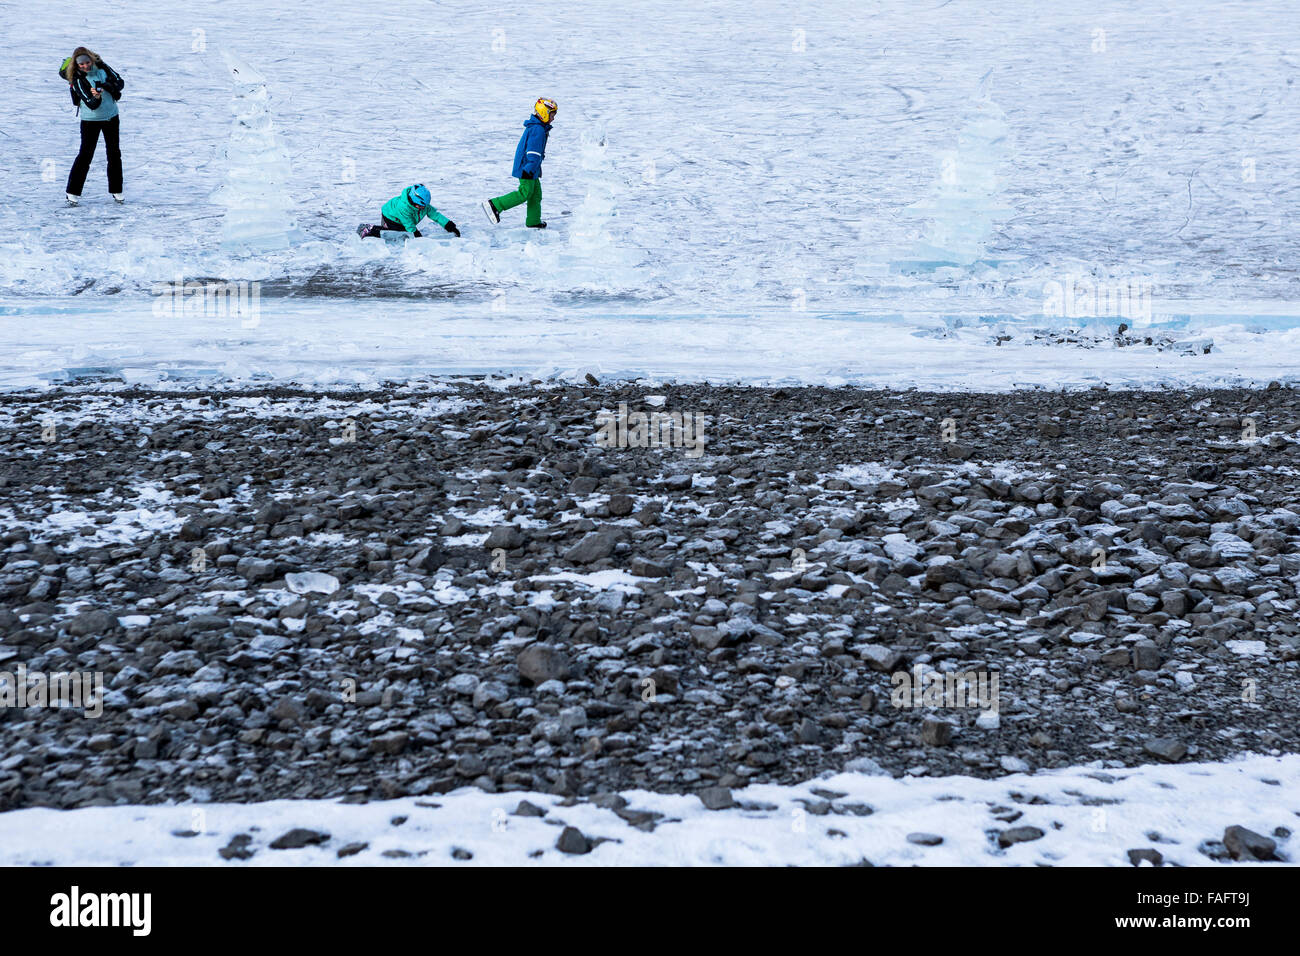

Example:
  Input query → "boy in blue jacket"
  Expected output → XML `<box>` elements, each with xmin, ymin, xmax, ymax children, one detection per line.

<box><xmin>482</xmin><ymin>98</ymin><xmax>556</xmax><ymax>229</ymax></box>
<box><xmin>358</xmin><ymin>184</ymin><xmax>459</xmax><ymax>239</ymax></box>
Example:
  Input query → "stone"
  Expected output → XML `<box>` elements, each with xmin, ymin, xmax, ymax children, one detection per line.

<box><xmin>408</xmin><ymin>547</ymin><xmax>448</xmax><ymax>572</ymax></box>
<box><xmin>1127</xmin><ymin>848</ymin><xmax>1164</xmax><ymax>867</ymax></box>
<box><xmin>921</xmin><ymin>718</ymin><xmax>953</xmax><ymax>747</ymax></box>
<box><xmin>1143</xmin><ymin>738</ymin><xmax>1187</xmax><ymax>762</ymax></box>
<box><xmin>484</xmin><ymin>526</ymin><xmax>524</xmax><ymax>550</ymax></box>
<box><xmin>160</xmin><ymin>700</ymin><xmax>199</xmax><ymax>721</ymax></box>
<box><xmin>1126</xmin><ymin>592</ymin><xmax>1160</xmax><ymax>613</ymax></box>
<box><xmin>997</xmin><ymin>826</ymin><xmax>1045</xmax><ymax>848</ymax></box>
<box><xmin>67</xmin><ymin>609</ymin><xmax>115</xmax><ymax>636</ymax></box>
<box><xmin>698</xmin><ymin>786</ymin><xmax>735</xmax><ymax>810</ymax></box>
<box><xmin>369</xmin><ymin>731</ymin><xmax>409</xmax><ymax>755</ymax></box>
<box><xmin>255</xmin><ymin>501</ymin><xmax>290</xmax><ymax>526</ymax></box>
<box><xmin>972</xmin><ymin>589</ymin><xmax>1021</xmax><ymax>612</ymax></box>
<box><xmin>907</xmin><ymin>832</ymin><xmax>944</xmax><ymax>846</ymax></box>
<box><xmin>516</xmin><ymin>644</ymin><xmax>573</xmax><ymax>684</ymax></box>
<box><xmin>269</xmin><ymin>828</ymin><xmax>330</xmax><ymax>850</ymax></box>
<box><xmin>218</xmin><ymin>834</ymin><xmax>255</xmax><ymax>860</ymax></box>
<box><xmin>446</xmin><ymin>673</ymin><xmax>480</xmax><ymax>696</ymax></box>
<box><xmin>630</xmin><ymin>557</ymin><xmax>669</xmax><ymax>577</ymax></box>
<box><xmin>1222</xmin><ymin>825</ymin><xmax>1277</xmax><ymax>861</ymax></box>
<box><xmin>796</xmin><ymin>717</ymin><xmax>825</xmax><ymax>744</ymax></box>
<box><xmin>565</xmin><ymin>530</ymin><xmax>618</xmax><ymax>564</ymax></box>
<box><xmin>1159</xmin><ymin>590</ymin><xmax>1188</xmax><ymax>617</ymax></box>
<box><xmin>859</xmin><ymin>644</ymin><xmax>903</xmax><ymax>672</ymax></box>
<box><xmin>1131</xmin><ymin>643</ymin><xmax>1162</xmax><ymax>670</ymax></box>
<box><xmin>235</xmin><ymin>556</ymin><xmax>277</xmax><ymax>583</ymax></box>
<box><xmin>154</xmin><ymin>650</ymin><xmax>203</xmax><ymax>676</ymax></box>
<box><xmin>472</xmin><ymin>680</ymin><xmax>510</xmax><ymax>710</ymax></box>
<box><xmin>556</xmin><ymin>826</ymin><xmax>592</xmax><ymax>855</ymax></box>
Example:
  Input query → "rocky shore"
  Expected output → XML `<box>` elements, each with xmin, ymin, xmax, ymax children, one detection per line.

<box><xmin>1</xmin><ymin>381</ymin><xmax>1297</xmax><ymax>812</ymax></box>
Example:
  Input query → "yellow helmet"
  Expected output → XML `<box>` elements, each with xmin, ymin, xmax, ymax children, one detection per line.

<box><xmin>533</xmin><ymin>98</ymin><xmax>557</xmax><ymax>123</ymax></box>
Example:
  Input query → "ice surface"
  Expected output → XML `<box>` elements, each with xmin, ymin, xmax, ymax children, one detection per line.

<box><xmin>0</xmin><ymin>752</ymin><xmax>1293</xmax><ymax>865</ymax></box>
<box><xmin>0</xmin><ymin>0</ymin><xmax>1297</xmax><ymax>384</ymax></box>
<box><xmin>1</xmin><ymin>296</ymin><xmax>1297</xmax><ymax>390</ymax></box>
<box><xmin>4</xmin><ymin>1</ymin><xmax>1298</xmax><ymax>303</ymax></box>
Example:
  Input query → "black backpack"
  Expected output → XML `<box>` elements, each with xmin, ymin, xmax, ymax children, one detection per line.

<box><xmin>58</xmin><ymin>57</ymin><xmax>125</xmax><ymax>109</ymax></box>
<box><xmin>58</xmin><ymin>58</ymin><xmax>76</xmax><ymax>107</ymax></box>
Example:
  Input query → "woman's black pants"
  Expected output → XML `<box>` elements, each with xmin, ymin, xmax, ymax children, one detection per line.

<box><xmin>67</xmin><ymin>115</ymin><xmax>123</xmax><ymax>196</ymax></box>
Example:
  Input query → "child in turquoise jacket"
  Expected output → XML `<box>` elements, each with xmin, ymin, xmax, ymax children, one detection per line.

<box><xmin>358</xmin><ymin>184</ymin><xmax>459</xmax><ymax>238</ymax></box>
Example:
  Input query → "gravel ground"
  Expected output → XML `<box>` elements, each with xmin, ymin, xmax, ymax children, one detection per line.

<box><xmin>1</xmin><ymin>380</ymin><xmax>1298</xmax><ymax>811</ymax></box>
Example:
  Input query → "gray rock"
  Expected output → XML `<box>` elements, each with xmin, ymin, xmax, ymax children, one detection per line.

<box><xmin>630</xmin><ymin>557</ymin><xmax>669</xmax><ymax>577</ymax></box>
<box><xmin>472</xmin><ymin>680</ymin><xmax>510</xmax><ymax>710</ymax></box>
<box><xmin>972</xmin><ymin>589</ymin><xmax>1021</xmax><ymax>612</ymax></box>
<box><xmin>408</xmin><ymin>546</ymin><xmax>448</xmax><ymax>572</ymax></box>
<box><xmin>1127</xmin><ymin>848</ymin><xmax>1164</xmax><ymax>866</ymax></box>
<box><xmin>255</xmin><ymin>501</ymin><xmax>290</xmax><ymax>526</ymax></box>
<box><xmin>369</xmin><ymin>731</ymin><xmax>409</xmax><ymax>755</ymax></box>
<box><xmin>67</xmin><ymin>609</ymin><xmax>115</xmax><ymax>636</ymax></box>
<box><xmin>1143</xmin><ymin>737</ymin><xmax>1187</xmax><ymax>762</ymax></box>
<box><xmin>556</xmin><ymin>826</ymin><xmax>592</xmax><ymax>854</ymax></box>
<box><xmin>446</xmin><ymin>673</ymin><xmax>480</xmax><ymax>696</ymax></box>
<box><xmin>154</xmin><ymin>650</ymin><xmax>203</xmax><ymax>676</ymax></box>
<box><xmin>235</xmin><ymin>556</ymin><xmax>277</xmax><ymax>583</ymax></box>
<box><xmin>997</xmin><ymin>826</ymin><xmax>1045</xmax><ymax>848</ymax></box>
<box><xmin>484</xmin><ymin>526</ymin><xmax>524</xmax><ymax>550</ymax></box>
<box><xmin>796</xmin><ymin>717</ymin><xmax>825</xmax><ymax>744</ymax></box>
<box><xmin>698</xmin><ymin>786</ymin><xmax>735</xmax><ymax>810</ymax></box>
<box><xmin>1132</xmin><ymin>642</ymin><xmax>1161</xmax><ymax>670</ymax></box>
<box><xmin>859</xmin><ymin>644</ymin><xmax>903</xmax><ymax>672</ymax></box>
<box><xmin>516</xmin><ymin>644</ymin><xmax>573</xmax><ymax>684</ymax></box>
<box><xmin>269</xmin><ymin>828</ymin><xmax>330</xmax><ymax>850</ymax></box>
<box><xmin>159</xmin><ymin>700</ymin><xmax>199</xmax><ymax>720</ymax></box>
<box><xmin>218</xmin><ymin>834</ymin><xmax>255</xmax><ymax>860</ymax></box>
<box><xmin>565</xmin><ymin>530</ymin><xmax>618</xmax><ymax>564</ymax></box>
<box><xmin>921</xmin><ymin>718</ymin><xmax>953</xmax><ymax>747</ymax></box>
<box><xmin>1222</xmin><ymin>825</ymin><xmax>1277</xmax><ymax>861</ymax></box>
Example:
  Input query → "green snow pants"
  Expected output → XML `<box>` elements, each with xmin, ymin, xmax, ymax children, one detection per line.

<box><xmin>491</xmin><ymin>178</ymin><xmax>542</xmax><ymax>226</ymax></box>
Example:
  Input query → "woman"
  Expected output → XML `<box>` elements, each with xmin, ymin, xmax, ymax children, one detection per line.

<box><xmin>62</xmin><ymin>47</ymin><xmax>126</xmax><ymax>206</ymax></box>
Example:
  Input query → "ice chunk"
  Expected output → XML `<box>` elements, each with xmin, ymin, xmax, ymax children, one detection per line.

<box><xmin>216</xmin><ymin>50</ymin><xmax>303</xmax><ymax>254</ymax></box>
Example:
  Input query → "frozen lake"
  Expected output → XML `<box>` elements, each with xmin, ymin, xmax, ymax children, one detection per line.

<box><xmin>2</xmin><ymin>0</ymin><xmax>1298</xmax><ymax>386</ymax></box>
